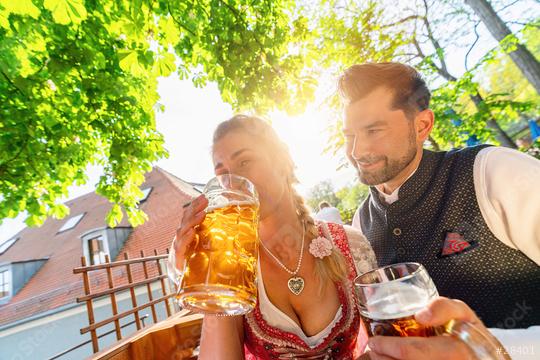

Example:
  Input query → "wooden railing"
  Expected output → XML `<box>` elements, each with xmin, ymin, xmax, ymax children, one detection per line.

<box><xmin>73</xmin><ymin>250</ymin><xmax>176</xmax><ymax>354</ymax></box>
<box><xmin>88</xmin><ymin>310</ymin><xmax>203</xmax><ymax>360</ymax></box>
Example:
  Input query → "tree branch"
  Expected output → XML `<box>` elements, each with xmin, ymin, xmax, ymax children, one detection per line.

<box><xmin>496</xmin><ymin>0</ymin><xmax>521</xmax><ymax>14</ymax></box>
<box><xmin>421</xmin><ymin>0</ymin><xmax>449</xmax><ymax>75</ymax></box>
<box><xmin>465</xmin><ymin>21</ymin><xmax>481</xmax><ymax>71</ymax></box>
<box><xmin>167</xmin><ymin>3</ymin><xmax>197</xmax><ymax>37</ymax></box>
<box><xmin>381</xmin><ymin>15</ymin><xmax>423</xmax><ymax>29</ymax></box>
<box><xmin>412</xmin><ymin>2</ymin><xmax>517</xmax><ymax>148</ymax></box>
<box><xmin>0</xmin><ymin>138</ymin><xmax>27</xmax><ymax>168</ymax></box>
<box><xmin>1</xmin><ymin>70</ymin><xmax>28</xmax><ymax>98</ymax></box>
<box><xmin>333</xmin><ymin>5</ymin><xmax>362</xmax><ymax>17</ymax></box>
<box><xmin>412</xmin><ymin>35</ymin><xmax>456</xmax><ymax>82</ymax></box>
<box><xmin>507</xmin><ymin>21</ymin><xmax>540</xmax><ymax>28</ymax></box>
<box><xmin>194</xmin><ymin>0</ymin><xmax>210</xmax><ymax>18</ymax></box>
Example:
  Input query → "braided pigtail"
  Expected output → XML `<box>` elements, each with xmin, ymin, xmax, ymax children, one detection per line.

<box><xmin>290</xmin><ymin>187</ymin><xmax>348</xmax><ymax>291</ymax></box>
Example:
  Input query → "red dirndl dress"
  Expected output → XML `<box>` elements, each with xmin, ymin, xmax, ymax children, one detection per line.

<box><xmin>243</xmin><ymin>222</ymin><xmax>368</xmax><ymax>359</ymax></box>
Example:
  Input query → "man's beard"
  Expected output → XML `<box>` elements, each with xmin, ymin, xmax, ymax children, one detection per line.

<box><xmin>356</xmin><ymin>132</ymin><xmax>417</xmax><ymax>186</ymax></box>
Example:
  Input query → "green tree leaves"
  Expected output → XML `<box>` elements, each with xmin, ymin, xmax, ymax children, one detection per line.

<box><xmin>3</xmin><ymin>0</ymin><xmax>535</xmax><ymax>230</ymax></box>
<box><xmin>118</xmin><ymin>49</ymin><xmax>147</xmax><ymax>76</ymax></box>
<box><xmin>306</xmin><ymin>180</ymin><xmax>370</xmax><ymax>224</ymax></box>
<box><xmin>1</xmin><ymin>0</ymin><xmax>312</xmax><ymax>228</ymax></box>
<box><xmin>311</xmin><ymin>1</ymin><xmax>537</xmax><ymax>152</ymax></box>
<box><xmin>1</xmin><ymin>1</ymin><xmax>166</xmax><ymax>227</ymax></box>
<box><xmin>154</xmin><ymin>52</ymin><xmax>176</xmax><ymax>77</ymax></box>
<box><xmin>43</xmin><ymin>0</ymin><xmax>87</xmax><ymax>25</ymax></box>
<box><xmin>306</xmin><ymin>180</ymin><xmax>340</xmax><ymax>212</ymax></box>
<box><xmin>0</xmin><ymin>0</ymin><xmax>41</xmax><ymax>19</ymax></box>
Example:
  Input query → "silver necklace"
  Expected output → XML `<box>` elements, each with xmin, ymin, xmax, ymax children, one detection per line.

<box><xmin>260</xmin><ymin>221</ymin><xmax>305</xmax><ymax>295</ymax></box>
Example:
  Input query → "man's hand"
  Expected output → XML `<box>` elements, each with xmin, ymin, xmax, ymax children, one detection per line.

<box><xmin>366</xmin><ymin>297</ymin><xmax>499</xmax><ymax>360</ymax></box>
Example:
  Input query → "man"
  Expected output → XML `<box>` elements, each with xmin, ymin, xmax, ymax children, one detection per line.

<box><xmin>315</xmin><ymin>201</ymin><xmax>344</xmax><ymax>224</ymax></box>
<box><xmin>339</xmin><ymin>63</ymin><xmax>540</xmax><ymax>358</ymax></box>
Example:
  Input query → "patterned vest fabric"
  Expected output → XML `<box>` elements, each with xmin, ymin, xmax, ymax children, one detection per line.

<box><xmin>243</xmin><ymin>223</ymin><xmax>366</xmax><ymax>359</ymax></box>
<box><xmin>358</xmin><ymin>146</ymin><xmax>540</xmax><ymax>328</ymax></box>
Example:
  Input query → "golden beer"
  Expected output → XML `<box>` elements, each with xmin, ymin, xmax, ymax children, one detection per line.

<box><xmin>358</xmin><ymin>281</ymin><xmax>438</xmax><ymax>338</ymax></box>
<box><xmin>361</xmin><ymin>313</ymin><xmax>437</xmax><ymax>337</ymax></box>
<box><xmin>355</xmin><ymin>263</ymin><xmax>512</xmax><ymax>359</ymax></box>
<box><xmin>177</xmin><ymin>202</ymin><xmax>259</xmax><ymax>315</ymax></box>
<box><xmin>355</xmin><ymin>263</ymin><xmax>440</xmax><ymax>338</ymax></box>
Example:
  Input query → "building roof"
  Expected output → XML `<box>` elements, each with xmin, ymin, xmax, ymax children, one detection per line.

<box><xmin>0</xmin><ymin>167</ymin><xmax>198</xmax><ymax>327</ymax></box>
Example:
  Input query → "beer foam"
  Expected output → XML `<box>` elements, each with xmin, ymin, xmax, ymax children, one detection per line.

<box><xmin>364</xmin><ymin>283</ymin><xmax>430</xmax><ymax>320</ymax></box>
<box><xmin>206</xmin><ymin>200</ymin><xmax>257</xmax><ymax>213</ymax></box>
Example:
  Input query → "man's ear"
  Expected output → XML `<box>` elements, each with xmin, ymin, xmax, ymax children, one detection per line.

<box><xmin>415</xmin><ymin>109</ymin><xmax>434</xmax><ymax>142</ymax></box>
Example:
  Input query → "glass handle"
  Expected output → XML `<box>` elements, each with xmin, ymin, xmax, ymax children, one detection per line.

<box><xmin>166</xmin><ymin>246</ymin><xmax>182</xmax><ymax>286</ymax></box>
<box><xmin>441</xmin><ymin>320</ymin><xmax>512</xmax><ymax>360</ymax></box>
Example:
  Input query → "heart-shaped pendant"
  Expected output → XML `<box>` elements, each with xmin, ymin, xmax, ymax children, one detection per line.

<box><xmin>287</xmin><ymin>276</ymin><xmax>305</xmax><ymax>295</ymax></box>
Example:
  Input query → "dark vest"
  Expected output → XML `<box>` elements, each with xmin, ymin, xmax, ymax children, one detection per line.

<box><xmin>358</xmin><ymin>146</ymin><xmax>540</xmax><ymax>328</ymax></box>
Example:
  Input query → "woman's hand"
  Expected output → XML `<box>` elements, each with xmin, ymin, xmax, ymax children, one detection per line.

<box><xmin>172</xmin><ymin>194</ymin><xmax>208</xmax><ymax>269</ymax></box>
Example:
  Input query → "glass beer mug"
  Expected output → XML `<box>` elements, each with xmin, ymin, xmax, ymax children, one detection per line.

<box><xmin>355</xmin><ymin>263</ymin><xmax>511</xmax><ymax>360</ymax></box>
<box><xmin>168</xmin><ymin>174</ymin><xmax>259</xmax><ymax>315</ymax></box>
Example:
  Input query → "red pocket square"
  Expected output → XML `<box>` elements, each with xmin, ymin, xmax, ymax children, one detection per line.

<box><xmin>440</xmin><ymin>232</ymin><xmax>476</xmax><ymax>257</ymax></box>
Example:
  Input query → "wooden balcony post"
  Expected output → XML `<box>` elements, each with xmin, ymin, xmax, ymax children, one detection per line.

<box><xmin>123</xmin><ymin>253</ymin><xmax>142</xmax><ymax>330</ymax></box>
<box><xmin>80</xmin><ymin>256</ymin><xmax>99</xmax><ymax>353</ymax></box>
<box><xmin>140</xmin><ymin>250</ymin><xmax>158</xmax><ymax>323</ymax></box>
<box><xmin>156</xmin><ymin>248</ymin><xmax>172</xmax><ymax>317</ymax></box>
<box><xmin>104</xmin><ymin>255</ymin><xmax>122</xmax><ymax>340</ymax></box>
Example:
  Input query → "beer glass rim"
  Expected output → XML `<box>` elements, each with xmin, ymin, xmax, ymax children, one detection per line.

<box><xmin>204</xmin><ymin>174</ymin><xmax>259</xmax><ymax>201</ymax></box>
<box><xmin>205</xmin><ymin>174</ymin><xmax>254</xmax><ymax>189</ymax></box>
<box><xmin>211</xmin><ymin>173</ymin><xmax>251</xmax><ymax>182</ymax></box>
<box><xmin>354</xmin><ymin>262</ymin><xmax>425</xmax><ymax>288</ymax></box>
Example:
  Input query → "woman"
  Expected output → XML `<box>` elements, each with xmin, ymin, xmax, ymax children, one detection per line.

<box><xmin>173</xmin><ymin>115</ymin><xmax>376</xmax><ymax>359</ymax></box>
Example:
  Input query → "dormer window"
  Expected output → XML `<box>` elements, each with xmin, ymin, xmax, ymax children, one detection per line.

<box><xmin>81</xmin><ymin>227</ymin><xmax>132</xmax><ymax>266</ymax></box>
<box><xmin>0</xmin><ymin>236</ymin><xmax>18</xmax><ymax>255</ymax></box>
<box><xmin>140</xmin><ymin>187</ymin><xmax>152</xmax><ymax>202</ymax></box>
<box><xmin>0</xmin><ymin>266</ymin><xmax>11</xmax><ymax>300</ymax></box>
<box><xmin>58</xmin><ymin>213</ymin><xmax>85</xmax><ymax>233</ymax></box>
<box><xmin>88</xmin><ymin>235</ymin><xmax>108</xmax><ymax>265</ymax></box>
<box><xmin>81</xmin><ymin>229</ymin><xmax>110</xmax><ymax>266</ymax></box>
<box><xmin>0</xmin><ymin>260</ymin><xmax>47</xmax><ymax>304</ymax></box>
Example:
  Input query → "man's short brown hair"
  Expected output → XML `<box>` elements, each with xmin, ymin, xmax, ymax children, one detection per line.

<box><xmin>338</xmin><ymin>62</ymin><xmax>431</xmax><ymax>118</ymax></box>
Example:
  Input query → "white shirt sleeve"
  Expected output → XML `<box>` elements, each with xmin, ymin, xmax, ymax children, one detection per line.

<box><xmin>352</xmin><ymin>207</ymin><xmax>361</xmax><ymax>230</ymax></box>
<box><xmin>474</xmin><ymin>147</ymin><xmax>540</xmax><ymax>265</ymax></box>
<box><xmin>342</xmin><ymin>225</ymin><xmax>377</xmax><ymax>275</ymax></box>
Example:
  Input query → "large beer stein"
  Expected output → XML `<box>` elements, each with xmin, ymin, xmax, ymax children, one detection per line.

<box><xmin>355</xmin><ymin>263</ymin><xmax>511</xmax><ymax>360</ymax></box>
<box><xmin>168</xmin><ymin>174</ymin><xmax>259</xmax><ymax>315</ymax></box>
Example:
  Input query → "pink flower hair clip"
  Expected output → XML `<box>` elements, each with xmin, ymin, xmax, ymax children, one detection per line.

<box><xmin>309</xmin><ymin>236</ymin><xmax>333</xmax><ymax>259</ymax></box>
